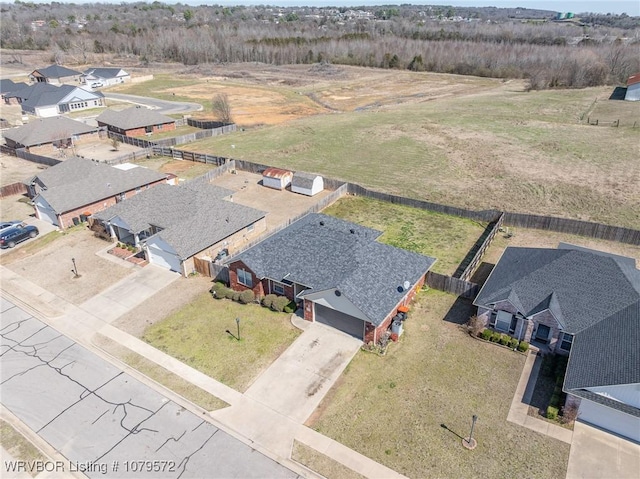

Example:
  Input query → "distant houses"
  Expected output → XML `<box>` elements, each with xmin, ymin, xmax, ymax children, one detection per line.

<box><xmin>625</xmin><ymin>73</ymin><xmax>640</xmax><ymax>101</ymax></box>
<box><xmin>2</xmin><ymin>116</ymin><xmax>99</xmax><ymax>152</ymax></box>
<box><xmin>4</xmin><ymin>83</ymin><xmax>105</xmax><ymax>117</ymax></box>
<box><xmin>29</xmin><ymin>65</ymin><xmax>83</xmax><ymax>85</ymax></box>
<box><xmin>83</xmin><ymin>67</ymin><xmax>130</xmax><ymax>87</ymax></box>
<box><xmin>97</xmin><ymin>106</ymin><xmax>176</xmax><ymax>137</ymax></box>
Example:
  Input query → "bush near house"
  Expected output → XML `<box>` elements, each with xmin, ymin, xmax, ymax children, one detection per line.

<box><xmin>481</xmin><ymin>329</ymin><xmax>493</xmax><ymax>341</ymax></box>
<box><xmin>517</xmin><ymin>340</ymin><xmax>529</xmax><ymax>352</ymax></box>
<box><xmin>499</xmin><ymin>334</ymin><xmax>510</xmax><ymax>346</ymax></box>
<box><xmin>546</xmin><ymin>406</ymin><xmax>559</xmax><ymax>420</ymax></box>
<box><xmin>262</xmin><ymin>294</ymin><xmax>277</xmax><ymax>309</ymax></box>
<box><xmin>239</xmin><ymin>289</ymin><xmax>255</xmax><ymax>304</ymax></box>
<box><xmin>508</xmin><ymin>338</ymin><xmax>519</xmax><ymax>349</ymax></box>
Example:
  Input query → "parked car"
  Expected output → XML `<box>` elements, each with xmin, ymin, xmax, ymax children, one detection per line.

<box><xmin>0</xmin><ymin>224</ymin><xmax>39</xmax><ymax>248</ymax></box>
<box><xmin>0</xmin><ymin>220</ymin><xmax>22</xmax><ymax>232</ymax></box>
<box><xmin>90</xmin><ymin>81</ymin><xmax>104</xmax><ymax>88</ymax></box>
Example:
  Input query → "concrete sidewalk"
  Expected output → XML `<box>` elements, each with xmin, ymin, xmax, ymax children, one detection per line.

<box><xmin>507</xmin><ymin>351</ymin><xmax>573</xmax><ymax>444</ymax></box>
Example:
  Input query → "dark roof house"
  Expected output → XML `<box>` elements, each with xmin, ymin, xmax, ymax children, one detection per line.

<box><xmin>228</xmin><ymin>213</ymin><xmax>436</xmax><ymax>341</ymax></box>
<box><xmin>474</xmin><ymin>244</ymin><xmax>640</xmax><ymax>442</ymax></box>
<box><xmin>30</xmin><ymin>65</ymin><xmax>82</xmax><ymax>84</ymax></box>
<box><xmin>93</xmin><ymin>183</ymin><xmax>267</xmax><ymax>276</ymax></box>
<box><xmin>5</xmin><ymin>83</ymin><xmax>105</xmax><ymax>117</ymax></box>
<box><xmin>3</xmin><ymin>116</ymin><xmax>97</xmax><ymax>149</ymax></box>
<box><xmin>30</xmin><ymin>157</ymin><xmax>168</xmax><ymax>229</ymax></box>
<box><xmin>96</xmin><ymin>107</ymin><xmax>176</xmax><ymax>137</ymax></box>
<box><xmin>83</xmin><ymin>67</ymin><xmax>130</xmax><ymax>85</ymax></box>
<box><xmin>0</xmin><ymin>79</ymin><xmax>28</xmax><ymax>99</ymax></box>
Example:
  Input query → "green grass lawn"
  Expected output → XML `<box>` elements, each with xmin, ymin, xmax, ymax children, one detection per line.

<box><xmin>142</xmin><ymin>292</ymin><xmax>301</xmax><ymax>392</ymax></box>
<box><xmin>0</xmin><ymin>420</ymin><xmax>47</xmax><ymax>470</ymax></box>
<box><xmin>323</xmin><ymin>196</ymin><xmax>486</xmax><ymax>275</ymax></box>
<box><xmin>308</xmin><ymin>290</ymin><xmax>570</xmax><ymax>478</ymax></box>
<box><xmin>185</xmin><ymin>86</ymin><xmax>639</xmax><ymax>229</ymax></box>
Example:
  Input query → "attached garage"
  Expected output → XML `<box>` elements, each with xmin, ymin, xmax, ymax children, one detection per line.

<box><xmin>314</xmin><ymin>303</ymin><xmax>365</xmax><ymax>340</ymax></box>
<box><xmin>577</xmin><ymin>398</ymin><xmax>640</xmax><ymax>443</ymax></box>
<box><xmin>146</xmin><ymin>237</ymin><xmax>182</xmax><ymax>273</ymax></box>
<box><xmin>34</xmin><ymin>197</ymin><xmax>59</xmax><ymax>226</ymax></box>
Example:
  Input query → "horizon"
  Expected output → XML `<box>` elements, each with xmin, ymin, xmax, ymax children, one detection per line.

<box><xmin>14</xmin><ymin>1</ymin><xmax>640</xmax><ymax>16</ymax></box>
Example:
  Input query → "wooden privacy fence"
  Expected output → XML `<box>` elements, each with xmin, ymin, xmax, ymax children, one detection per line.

<box><xmin>187</xmin><ymin>119</ymin><xmax>235</xmax><ymax>130</ymax></box>
<box><xmin>151</xmin><ymin>146</ymin><xmax>227</xmax><ymax>166</ymax></box>
<box><xmin>108</xmin><ymin>124</ymin><xmax>237</xmax><ymax>149</ymax></box>
<box><xmin>426</xmin><ymin>272</ymin><xmax>479</xmax><ymax>299</ymax></box>
<box><xmin>16</xmin><ymin>148</ymin><xmax>61</xmax><ymax>166</ymax></box>
<box><xmin>455</xmin><ymin>213</ymin><xmax>504</xmax><ymax>281</ymax></box>
<box><xmin>0</xmin><ymin>182</ymin><xmax>27</xmax><ymax>198</ymax></box>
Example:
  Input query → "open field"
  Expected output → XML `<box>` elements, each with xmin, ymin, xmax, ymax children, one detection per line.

<box><xmin>323</xmin><ymin>196</ymin><xmax>486</xmax><ymax>275</ymax></box>
<box><xmin>105</xmin><ymin>64</ymin><xmax>640</xmax><ymax>230</ymax></box>
<box><xmin>142</xmin><ymin>292</ymin><xmax>302</xmax><ymax>392</ymax></box>
<box><xmin>0</xmin><ymin>155</ymin><xmax>44</xmax><ymax>187</ymax></box>
<box><xmin>307</xmin><ymin>289</ymin><xmax>571</xmax><ymax>478</ymax></box>
<box><xmin>132</xmin><ymin>156</ymin><xmax>218</xmax><ymax>181</ymax></box>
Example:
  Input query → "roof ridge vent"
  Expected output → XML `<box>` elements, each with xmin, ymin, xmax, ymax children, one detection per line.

<box><xmin>350</xmin><ymin>228</ymin><xmax>355</xmax><ymax>234</ymax></box>
<box><xmin>319</xmin><ymin>221</ymin><xmax>325</xmax><ymax>226</ymax></box>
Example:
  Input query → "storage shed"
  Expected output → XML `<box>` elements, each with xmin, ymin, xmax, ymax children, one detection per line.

<box><xmin>291</xmin><ymin>172</ymin><xmax>324</xmax><ymax>197</ymax></box>
<box><xmin>262</xmin><ymin>168</ymin><xmax>293</xmax><ymax>190</ymax></box>
<box><xmin>625</xmin><ymin>73</ymin><xmax>640</xmax><ymax>101</ymax></box>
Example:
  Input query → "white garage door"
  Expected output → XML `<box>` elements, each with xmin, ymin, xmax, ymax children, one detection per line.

<box><xmin>315</xmin><ymin>304</ymin><xmax>365</xmax><ymax>340</ymax></box>
<box><xmin>36</xmin><ymin>204</ymin><xmax>58</xmax><ymax>226</ymax></box>
<box><xmin>147</xmin><ymin>244</ymin><xmax>181</xmax><ymax>272</ymax></box>
<box><xmin>578</xmin><ymin>399</ymin><xmax>640</xmax><ymax>442</ymax></box>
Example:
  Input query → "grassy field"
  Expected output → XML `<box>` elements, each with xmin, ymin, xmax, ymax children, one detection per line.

<box><xmin>181</xmin><ymin>83</ymin><xmax>639</xmax><ymax>229</ymax></box>
<box><xmin>323</xmin><ymin>196</ymin><xmax>486</xmax><ymax>275</ymax></box>
<box><xmin>142</xmin><ymin>292</ymin><xmax>301</xmax><ymax>392</ymax></box>
<box><xmin>0</xmin><ymin>420</ymin><xmax>48</xmax><ymax>473</ymax></box>
<box><xmin>132</xmin><ymin>156</ymin><xmax>217</xmax><ymax>180</ymax></box>
<box><xmin>307</xmin><ymin>290</ymin><xmax>570</xmax><ymax>479</ymax></box>
<box><xmin>292</xmin><ymin>440</ymin><xmax>366</xmax><ymax>479</ymax></box>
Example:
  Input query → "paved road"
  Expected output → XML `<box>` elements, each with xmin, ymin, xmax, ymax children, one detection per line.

<box><xmin>0</xmin><ymin>297</ymin><xmax>299</xmax><ymax>479</ymax></box>
<box><xmin>103</xmin><ymin>93</ymin><xmax>202</xmax><ymax>116</ymax></box>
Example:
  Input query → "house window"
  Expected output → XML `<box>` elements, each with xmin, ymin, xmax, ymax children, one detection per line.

<box><xmin>494</xmin><ymin>311</ymin><xmax>513</xmax><ymax>333</ymax></box>
<box><xmin>237</xmin><ymin>268</ymin><xmax>252</xmax><ymax>288</ymax></box>
<box><xmin>247</xmin><ymin>224</ymin><xmax>255</xmax><ymax>233</ymax></box>
<box><xmin>272</xmin><ymin>282</ymin><xmax>285</xmax><ymax>295</ymax></box>
<box><xmin>560</xmin><ymin>333</ymin><xmax>573</xmax><ymax>351</ymax></box>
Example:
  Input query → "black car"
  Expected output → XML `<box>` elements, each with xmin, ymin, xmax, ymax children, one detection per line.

<box><xmin>0</xmin><ymin>224</ymin><xmax>39</xmax><ymax>248</ymax></box>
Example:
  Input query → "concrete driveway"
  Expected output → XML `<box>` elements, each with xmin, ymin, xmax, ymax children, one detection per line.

<box><xmin>0</xmin><ymin>217</ymin><xmax>57</xmax><ymax>257</ymax></box>
<box><xmin>566</xmin><ymin>421</ymin><xmax>640</xmax><ymax>479</ymax></box>
<box><xmin>244</xmin><ymin>322</ymin><xmax>361</xmax><ymax>423</ymax></box>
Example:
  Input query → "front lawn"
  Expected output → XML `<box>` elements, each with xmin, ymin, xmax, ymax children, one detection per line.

<box><xmin>142</xmin><ymin>292</ymin><xmax>301</xmax><ymax>392</ymax></box>
<box><xmin>308</xmin><ymin>290</ymin><xmax>570</xmax><ymax>478</ymax></box>
<box><xmin>323</xmin><ymin>196</ymin><xmax>486</xmax><ymax>275</ymax></box>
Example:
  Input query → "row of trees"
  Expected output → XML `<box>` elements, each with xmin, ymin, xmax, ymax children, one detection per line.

<box><xmin>2</xmin><ymin>2</ymin><xmax>638</xmax><ymax>89</ymax></box>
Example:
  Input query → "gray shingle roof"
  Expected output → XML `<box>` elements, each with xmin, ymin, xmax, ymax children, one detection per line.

<box><xmin>474</xmin><ymin>247</ymin><xmax>639</xmax><ymax>334</ymax></box>
<box><xmin>0</xmin><ymin>79</ymin><xmax>27</xmax><ymax>94</ymax></box>
<box><xmin>97</xmin><ymin>106</ymin><xmax>175</xmax><ymax>130</ymax></box>
<box><xmin>94</xmin><ymin>183</ymin><xmax>265</xmax><ymax>260</ymax></box>
<box><xmin>83</xmin><ymin>67</ymin><xmax>128</xmax><ymax>79</ymax></box>
<box><xmin>34</xmin><ymin>157</ymin><xmax>167</xmax><ymax>213</ymax></box>
<box><xmin>5</xmin><ymin>83</ymin><xmax>104</xmax><ymax>108</ymax></box>
<box><xmin>292</xmin><ymin>172</ymin><xmax>321</xmax><ymax>189</ymax></box>
<box><xmin>230</xmin><ymin>213</ymin><xmax>436</xmax><ymax>326</ymax></box>
<box><xmin>4</xmin><ymin>117</ymin><xmax>96</xmax><ymax>148</ymax></box>
<box><xmin>33</xmin><ymin>65</ymin><xmax>82</xmax><ymax>78</ymax></box>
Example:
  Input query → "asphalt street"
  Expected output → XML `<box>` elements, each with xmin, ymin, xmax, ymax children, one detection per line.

<box><xmin>0</xmin><ymin>297</ymin><xmax>299</xmax><ymax>479</ymax></box>
<box><xmin>103</xmin><ymin>93</ymin><xmax>202</xmax><ymax>116</ymax></box>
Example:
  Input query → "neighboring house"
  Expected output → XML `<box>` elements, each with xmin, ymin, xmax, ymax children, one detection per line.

<box><xmin>625</xmin><ymin>73</ymin><xmax>640</xmax><ymax>101</ymax></box>
<box><xmin>96</xmin><ymin>106</ymin><xmax>176</xmax><ymax>137</ymax></box>
<box><xmin>3</xmin><ymin>116</ymin><xmax>98</xmax><ymax>151</ymax></box>
<box><xmin>474</xmin><ymin>244</ymin><xmax>640</xmax><ymax>442</ymax></box>
<box><xmin>4</xmin><ymin>83</ymin><xmax>105</xmax><ymax>117</ymax></box>
<box><xmin>83</xmin><ymin>67</ymin><xmax>130</xmax><ymax>86</ymax></box>
<box><xmin>26</xmin><ymin>157</ymin><xmax>167</xmax><ymax>228</ymax></box>
<box><xmin>0</xmin><ymin>79</ymin><xmax>27</xmax><ymax>101</ymax></box>
<box><xmin>29</xmin><ymin>65</ymin><xmax>83</xmax><ymax>85</ymax></box>
<box><xmin>227</xmin><ymin>213</ymin><xmax>436</xmax><ymax>342</ymax></box>
<box><xmin>93</xmin><ymin>183</ymin><xmax>267</xmax><ymax>276</ymax></box>
<box><xmin>262</xmin><ymin>167</ymin><xmax>293</xmax><ymax>190</ymax></box>
<box><xmin>291</xmin><ymin>172</ymin><xmax>324</xmax><ymax>196</ymax></box>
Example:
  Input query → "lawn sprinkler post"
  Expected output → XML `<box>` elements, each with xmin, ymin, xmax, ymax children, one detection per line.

<box><xmin>71</xmin><ymin>257</ymin><xmax>79</xmax><ymax>278</ymax></box>
<box><xmin>462</xmin><ymin>414</ymin><xmax>478</xmax><ymax>450</ymax></box>
<box><xmin>235</xmin><ymin>317</ymin><xmax>241</xmax><ymax>341</ymax></box>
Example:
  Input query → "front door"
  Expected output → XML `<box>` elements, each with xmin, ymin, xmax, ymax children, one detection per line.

<box><xmin>535</xmin><ymin>324</ymin><xmax>550</xmax><ymax>343</ymax></box>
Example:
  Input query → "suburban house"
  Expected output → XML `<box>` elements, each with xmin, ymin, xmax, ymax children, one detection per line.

<box><xmin>26</xmin><ymin>157</ymin><xmax>168</xmax><ymax>228</ymax></box>
<box><xmin>262</xmin><ymin>167</ymin><xmax>293</xmax><ymax>190</ymax></box>
<box><xmin>0</xmin><ymin>79</ymin><xmax>27</xmax><ymax>101</ymax></box>
<box><xmin>474</xmin><ymin>244</ymin><xmax>640</xmax><ymax>442</ymax></box>
<box><xmin>291</xmin><ymin>172</ymin><xmax>324</xmax><ymax>196</ymax></box>
<box><xmin>227</xmin><ymin>213</ymin><xmax>436</xmax><ymax>342</ymax></box>
<box><xmin>3</xmin><ymin>116</ymin><xmax>99</xmax><ymax>152</ymax></box>
<box><xmin>29</xmin><ymin>65</ymin><xmax>83</xmax><ymax>84</ymax></box>
<box><xmin>625</xmin><ymin>73</ymin><xmax>640</xmax><ymax>101</ymax></box>
<box><xmin>92</xmin><ymin>182</ymin><xmax>267</xmax><ymax>276</ymax></box>
<box><xmin>4</xmin><ymin>83</ymin><xmax>105</xmax><ymax>117</ymax></box>
<box><xmin>83</xmin><ymin>67</ymin><xmax>130</xmax><ymax>86</ymax></box>
<box><xmin>96</xmin><ymin>106</ymin><xmax>176</xmax><ymax>137</ymax></box>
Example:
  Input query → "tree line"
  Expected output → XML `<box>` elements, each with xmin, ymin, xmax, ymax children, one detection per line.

<box><xmin>1</xmin><ymin>2</ymin><xmax>638</xmax><ymax>89</ymax></box>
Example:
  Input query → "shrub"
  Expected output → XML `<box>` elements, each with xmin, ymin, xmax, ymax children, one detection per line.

<box><xmin>490</xmin><ymin>331</ymin><xmax>501</xmax><ymax>342</ymax></box>
<box><xmin>238</xmin><ymin>289</ymin><xmax>255</xmax><ymax>304</ymax></box>
<box><xmin>210</xmin><ymin>282</ymin><xmax>228</xmax><ymax>298</ymax></box>
<box><xmin>561</xmin><ymin>403</ymin><xmax>579</xmax><ymax>424</ymax></box>
<box><xmin>481</xmin><ymin>329</ymin><xmax>492</xmax><ymax>341</ymax></box>
<box><xmin>284</xmin><ymin>300</ymin><xmax>297</xmax><ymax>314</ymax></box>
<box><xmin>546</xmin><ymin>406</ymin><xmax>559</xmax><ymax>420</ymax></box>
<box><xmin>499</xmin><ymin>334</ymin><xmax>510</xmax><ymax>346</ymax></box>
<box><xmin>222</xmin><ymin>288</ymin><xmax>236</xmax><ymax>300</ymax></box>
<box><xmin>262</xmin><ymin>294</ymin><xmax>277</xmax><ymax>309</ymax></box>
<box><xmin>517</xmin><ymin>340</ymin><xmax>529</xmax><ymax>352</ymax></box>
<box><xmin>232</xmin><ymin>292</ymin><xmax>241</xmax><ymax>302</ymax></box>
<box><xmin>466</xmin><ymin>315</ymin><xmax>484</xmax><ymax>337</ymax></box>
<box><xmin>272</xmin><ymin>295</ymin><xmax>290</xmax><ymax>312</ymax></box>
<box><xmin>508</xmin><ymin>338</ymin><xmax>519</xmax><ymax>349</ymax></box>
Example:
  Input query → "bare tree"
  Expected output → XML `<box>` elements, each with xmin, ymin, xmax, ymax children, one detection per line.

<box><xmin>212</xmin><ymin>93</ymin><xmax>233</xmax><ymax>124</ymax></box>
<box><xmin>466</xmin><ymin>315</ymin><xmax>485</xmax><ymax>337</ymax></box>
<box><xmin>111</xmin><ymin>137</ymin><xmax>121</xmax><ymax>151</ymax></box>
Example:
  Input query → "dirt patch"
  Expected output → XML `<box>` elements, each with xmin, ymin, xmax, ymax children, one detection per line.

<box><xmin>0</xmin><ymin>155</ymin><xmax>47</xmax><ymax>187</ymax></box>
<box><xmin>3</xmin><ymin>228</ymin><xmax>133</xmax><ymax>304</ymax></box>
<box><xmin>112</xmin><ymin>274</ymin><xmax>213</xmax><ymax>338</ymax></box>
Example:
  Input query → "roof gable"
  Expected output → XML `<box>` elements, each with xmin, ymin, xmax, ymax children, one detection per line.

<box><xmin>5</xmin><ymin>117</ymin><xmax>96</xmax><ymax>147</ymax></box>
<box><xmin>97</xmin><ymin>106</ymin><xmax>175</xmax><ymax>130</ymax></box>
<box><xmin>34</xmin><ymin>65</ymin><xmax>82</xmax><ymax>78</ymax></box>
<box><xmin>84</xmin><ymin>67</ymin><xmax>128</xmax><ymax>79</ymax></box>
